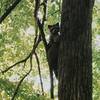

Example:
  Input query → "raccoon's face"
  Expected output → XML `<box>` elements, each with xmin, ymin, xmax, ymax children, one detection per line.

<box><xmin>48</xmin><ymin>23</ymin><xmax>60</xmax><ymax>35</ymax></box>
<box><xmin>48</xmin><ymin>23</ymin><xmax>60</xmax><ymax>43</ymax></box>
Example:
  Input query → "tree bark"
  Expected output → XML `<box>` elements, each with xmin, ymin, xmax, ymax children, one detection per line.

<box><xmin>58</xmin><ymin>0</ymin><xmax>94</xmax><ymax>100</ymax></box>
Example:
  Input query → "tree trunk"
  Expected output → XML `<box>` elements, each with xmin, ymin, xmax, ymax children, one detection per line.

<box><xmin>58</xmin><ymin>0</ymin><xmax>94</xmax><ymax>100</ymax></box>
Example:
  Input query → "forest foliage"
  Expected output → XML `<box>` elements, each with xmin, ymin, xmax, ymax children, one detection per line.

<box><xmin>0</xmin><ymin>0</ymin><xmax>100</xmax><ymax>100</ymax></box>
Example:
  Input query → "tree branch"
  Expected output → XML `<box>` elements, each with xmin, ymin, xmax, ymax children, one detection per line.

<box><xmin>34</xmin><ymin>0</ymin><xmax>48</xmax><ymax>51</ymax></box>
<box><xmin>1</xmin><ymin>34</ymin><xmax>41</xmax><ymax>74</ymax></box>
<box><xmin>34</xmin><ymin>52</ymin><xmax>44</xmax><ymax>95</ymax></box>
<box><xmin>11</xmin><ymin>56</ymin><xmax>33</xmax><ymax>100</ymax></box>
<box><xmin>1</xmin><ymin>58</ymin><xmax>27</xmax><ymax>74</ymax></box>
<box><xmin>1</xmin><ymin>31</ymin><xmax>42</xmax><ymax>99</ymax></box>
<box><xmin>42</xmin><ymin>0</ymin><xmax>48</xmax><ymax>26</ymax></box>
<box><xmin>34</xmin><ymin>0</ymin><xmax>55</xmax><ymax>99</ymax></box>
<box><xmin>0</xmin><ymin>0</ymin><xmax>22</xmax><ymax>24</ymax></box>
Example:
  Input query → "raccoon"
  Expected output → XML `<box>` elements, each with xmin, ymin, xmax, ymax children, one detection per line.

<box><xmin>47</xmin><ymin>23</ymin><xmax>60</xmax><ymax>78</ymax></box>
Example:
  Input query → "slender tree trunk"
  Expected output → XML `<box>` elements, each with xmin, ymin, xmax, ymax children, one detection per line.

<box><xmin>58</xmin><ymin>0</ymin><xmax>94</xmax><ymax>100</ymax></box>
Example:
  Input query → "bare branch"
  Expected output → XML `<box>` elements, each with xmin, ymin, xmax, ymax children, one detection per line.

<box><xmin>42</xmin><ymin>0</ymin><xmax>48</xmax><ymax>26</ymax></box>
<box><xmin>1</xmin><ymin>33</ymin><xmax>42</xmax><ymax>99</ymax></box>
<box><xmin>1</xmin><ymin>35</ymin><xmax>41</xmax><ymax>74</ymax></box>
<box><xmin>0</xmin><ymin>0</ymin><xmax>48</xmax><ymax>99</ymax></box>
<box><xmin>0</xmin><ymin>0</ymin><xmax>22</xmax><ymax>24</ymax></box>
<box><xmin>1</xmin><ymin>58</ymin><xmax>27</xmax><ymax>74</ymax></box>
<box><xmin>11</xmin><ymin>56</ymin><xmax>33</xmax><ymax>100</ymax></box>
<box><xmin>36</xmin><ymin>18</ymin><xmax>48</xmax><ymax>50</ymax></box>
<box><xmin>34</xmin><ymin>0</ymin><xmax>55</xmax><ymax>99</ymax></box>
<box><xmin>34</xmin><ymin>52</ymin><xmax>44</xmax><ymax>95</ymax></box>
<box><xmin>34</xmin><ymin>0</ymin><xmax>48</xmax><ymax>51</ymax></box>
<box><xmin>34</xmin><ymin>0</ymin><xmax>40</xmax><ymax>18</ymax></box>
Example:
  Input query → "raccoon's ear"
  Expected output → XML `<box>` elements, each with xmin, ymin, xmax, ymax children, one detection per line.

<box><xmin>56</xmin><ymin>23</ymin><xmax>59</xmax><ymax>26</ymax></box>
<box><xmin>48</xmin><ymin>25</ymin><xmax>52</xmax><ymax>29</ymax></box>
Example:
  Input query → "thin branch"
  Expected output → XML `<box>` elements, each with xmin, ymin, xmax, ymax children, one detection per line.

<box><xmin>34</xmin><ymin>0</ymin><xmax>48</xmax><ymax>51</ymax></box>
<box><xmin>1</xmin><ymin>34</ymin><xmax>41</xmax><ymax>74</ymax></box>
<box><xmin>33</xmin><ymin>21</ymin><xmax>44</xmax><ymax>94</ymax></box>
<box><xmin>0</xmin><ymin>0</ymin><xmax>22</xmax><ymax>24</ymax></box>
<box><xmin>34</xmin><ymin>16</ymin><xmax>40</xmax><ymax>45</ymax></box>
<box><xmin>42</xmin><ymin>0</ymin><xmax>48</xmax><ymax>26</ymax></box>
<box><xmin>36</xmin><ymin>18</ymin><xmax>48</xmax><ymax>51</ymax></box>
<box><xmin>0</xmin><ymin>0</ymin><xmax>47</xmax><ymax>99</ymax></box>
<box><xmin>1</xmin><ymin>33</ymin><xmax>42</xmax><ymax>99</ymax></box>
<box><xmin>34</xmin><ymin>52</ymin><xmax>44</xmax><ymax>95</ymax></box>
<box><xmin>34</xmin><ymin>0</ymin><xmax>55</xmax><ymax>99</ymax></box>
<box><xmin>1</xmin><ymin>58</ymin><xmax>27</xmax><ymax>74</ymax></box>
<box><xmin>34</xmin><ymin>0</ymin><xmax>40</xmax><ymax>18</ymax></box>
<box><xmin>11</xmin><ymin>56</ymin><xmax>33</xmax><ymax>100</ymax></box>
<box><xmin>41</xmin><ymin>0</ymin><xmax>55</xmax><ymax>98</ymax></box>
<box><xmin>1</xmin><ymin>51</ymin><xmax>31</xmax><ymax>74</ymax></box>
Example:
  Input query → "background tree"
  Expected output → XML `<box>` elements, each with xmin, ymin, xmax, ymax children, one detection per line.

<box><xmin>58</xmin><ymin>0</ymin><xmax>95</xmax><ymax>100</ymax></box>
